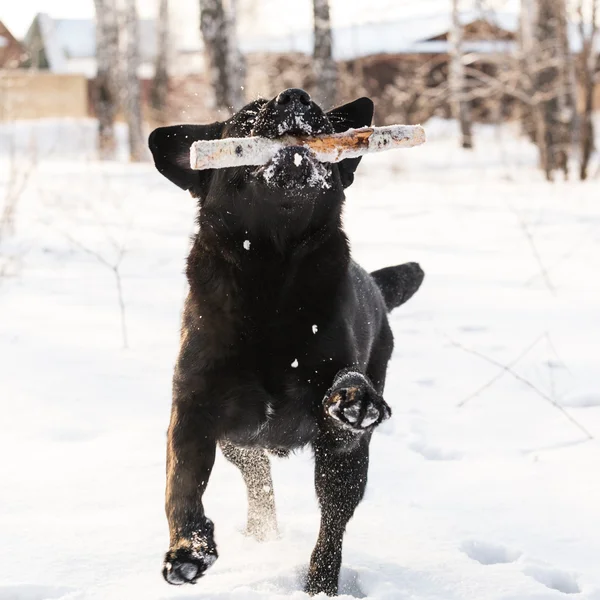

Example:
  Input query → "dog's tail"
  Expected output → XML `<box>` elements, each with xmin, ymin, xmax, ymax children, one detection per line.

<box><xmin>371</xmin><ymin>262</ymin><xmax>425</xmax><ymax>312</ymax></box>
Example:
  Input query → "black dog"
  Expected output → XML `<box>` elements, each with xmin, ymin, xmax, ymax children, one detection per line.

<box><xmin>149</xmin><ymin>89</ymin><xmax>424</xmax><ymax>596</ymax></box>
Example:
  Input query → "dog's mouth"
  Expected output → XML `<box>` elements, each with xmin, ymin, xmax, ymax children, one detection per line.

<box><xmin>253</xmin><ymin>146</ymin><xmax>331</xmax><ymax>192</ymax></box>
<box><xmin>247</xmin><ymin>90</ymin><xmax>336</xmax><ymax>192</ymax></box>
<box><xmin>251</xmin><ymin>110</ymin><xmax>334</xmax><ymax>191</ymax></box>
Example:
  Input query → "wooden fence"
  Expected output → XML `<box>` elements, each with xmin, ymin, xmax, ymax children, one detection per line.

<box><xmin>0</xmin><ymin>71</ymin><xmax>88</xmax><ymax>120</ymax></box>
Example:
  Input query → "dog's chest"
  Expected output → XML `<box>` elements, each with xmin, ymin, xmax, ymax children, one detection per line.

<box><xmin>235</xmin><ymin>253</ymin><xmax>337</xmax><ymax>340</ymax></box>
<box><xmin>236</xmin><ymin>261</ymin><xmax>341</xmax><ymax>380</ymax></box>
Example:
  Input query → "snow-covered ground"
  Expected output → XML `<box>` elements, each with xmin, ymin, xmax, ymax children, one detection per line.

<box><xmin>1</xmin><ymin>118</ymin><xmax>599</xmax><ymax>600</ymax></box>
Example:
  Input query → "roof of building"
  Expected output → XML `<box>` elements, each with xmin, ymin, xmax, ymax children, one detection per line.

<box><xmin>23</xmin><ymin>9</ymin><xmax>600</xmax><ymax>77</ymax></box>
<box><xmin>0</xmin><ymin>19</ymin><xmax>26</xmax><ymax>68</ymax></box>
<box><xmin>241</xmin><ymin>10</ymin><xmax>520</xmax><ymax>59</ymax></box>
<box><xmin>241</xmin><ymin>10</ymin><xmax>599</xmax><ymax>59</ymax></box>
<box><xmin>27</xmin><ymin>13</ymin><xmax>161</xmax><ymax>73</ymax></box>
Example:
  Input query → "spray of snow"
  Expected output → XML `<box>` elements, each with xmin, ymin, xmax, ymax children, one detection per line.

<box><xmin>276</xmin><ymin>113</ymin><xmax>315</xmax><ymax>137</ymax></box>
<box><xmin>261</xmin><ymin>156</ymin><xmax>279</xmax><ymax>183</ymax></box>
<box><xmin>360</xmin><ymin>408</ymin><xmax>381</xmax><ymax>428</ymax></box>
<box><xmin>307</xmin><ymin>163</ymin><xmax>332</xmax><ymax>189</ymax></box>
<box><xmin>261</xmin><ymin>151</ymin><xmax>331</xmax><ymax>190</ymax></box>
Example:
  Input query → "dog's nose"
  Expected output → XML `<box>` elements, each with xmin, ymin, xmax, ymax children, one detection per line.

<box><xmin>276</xmin><ymin>88</ymin><xmax>311</xmax><ymax>106</ymax></box>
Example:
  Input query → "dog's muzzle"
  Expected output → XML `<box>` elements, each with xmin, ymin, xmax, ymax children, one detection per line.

<box><xmin>255</xmin><ymin>146</ymin><xmax>331</xmax><ymax>190</ymax></box>
<box><xmin>252</xmin><ymin>88</ymin><xmax>333</xmax><ymax>140</ymax></box>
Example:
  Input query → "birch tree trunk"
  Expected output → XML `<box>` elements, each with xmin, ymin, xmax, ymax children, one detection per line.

<box><xmin>227</xmin><ymin>0</ymin><xmax>245</xmax><ymax>112</ymax></box>
<box><xmin>93</xmin><ymin>0</ymin><xmax>119</xmax><ymax>160</ymax></box>
<box><xmin>577</xmin><ymin>0</ymin><xmax>598</xmax><ymax>180</ymax></box>
<box><xmin>312</xmin><ymin>0</ymin><xmax>337</xmax><ymax>108</ymax></box>
<box><xmin>519</xmin><ymin>0</ymin><xmax>540</xmax><ymax>140</ymax></box>
<box><xmin>122</xmin><ymin>0</ymin><xmax>146</xmax><ymax>162</ymax></box>
<box><xmin>150</xmin><ymin>0</ymin><xmax>170</xmax><ymax>122</ymax></box>
<box><xmin>199</xmin><ymin>0</ymin><xmax>245</xmax><ymax>115</ymax></box>
<box><xmin>449</xmin><ymin>0</ymin><xmax>473</xmax><ymax>149</ymax></box>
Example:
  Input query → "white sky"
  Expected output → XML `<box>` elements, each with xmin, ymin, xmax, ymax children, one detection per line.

<box><xmin>3</xmin><ymin>0</ymin><xmax>593</xmax><ymax>42</ymax></box>
<box><xmin>5</xmin><ymin>0</ymin><xmax>593</xmax><ymax>45</ymax></box>
<box><xmin>2</xmin><ymin>0</ymin><xmax>523</xmax><ymax>41</ymax></box>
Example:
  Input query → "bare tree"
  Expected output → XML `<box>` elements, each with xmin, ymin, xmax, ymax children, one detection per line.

<box><xmin>93</xmin><ymin>0</ymin><xmax>119</xmax><ymax>159</ymax></box>
<box><xmin>150</xmin><ymin>0</ymin><xmax>170</xmax><ymax>122</ymax></box>
<box><xmin>449</xmin><ymin>0</ymin><xmax>474</xmax><ymax>148</ymax></box>
<box><xmin>312</xmin><ymin>0</ymin><xmax>337</xmax><ymax>108</ymax></box>
<box><xmin>0</xmin><ymin>131</ymin><xmax>37</xmax><ymax>279</ymax></box>
<box><xmin>227</xmin><ymin>0</ymin><xmax>245</xmax><ymax>112</ymax></box>
<box><xmin>199</xmin><ymin>0</ymin><xmax>245</xmax><ymax>115</ymax></box>
<box><xmin>64</xmin><ymin>232</ymin><xmax>129</xmax><ymax>349</ymax></box>
<box><xmin>520</xmin><ymin>0</ymin><xmax>574</xmax><ymax>181</ymax></box>
<box><xmin>122</xmin><ymin>0</ymin><xmax>146</xmax><ymax>162</ymax></box>
<box><xmin>576</xmin><ymin>0</ymin><xmax>598</xmax><ymax>180</ymax></box>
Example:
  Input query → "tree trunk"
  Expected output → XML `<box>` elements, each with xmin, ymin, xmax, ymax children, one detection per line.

<box><xmin>312</xmin><ymin>0</ymin><xmax>337</xmax><ymax>108</ymax></box>
<box><xmin>122</xmin><ymin>0</ymin><xmax>146</xmax><ymax>162</ymax></box>
<box><xmin>577</xmin><ymin>0</ymin><xmax>598</xmax><ymax>181</ymax></box>
<box><xmin>150</xmin><ymin>0</ymin><xmax>170</xmax><ymax>123</ymax></box>
<box><xmin>93</xmin><ymin>0</ymin><xmax>119</xmax><ymax>160</ymax></box>
<box><xmin>199</xmin><ymin>0</ymin><xmax>245</xmax><ymax>115</ymax></box>
<box><xmin>579</xmin><ymin>76</ymin><xmax>594</xmax><ymax>181</ymax></box>
<box><xmin>520</xmin><ymin>0</ymin><xmax>573</xmax><ymax>181</ymax></box>
<box><xmin>226</xmin><ymin>0</ymin><xmax>245</xmax><ymax>112</ymax></box>
<box><xmin>449</xmin><ymin>0</ymin><xmax>473</xmax><ymax>149</ymax></box>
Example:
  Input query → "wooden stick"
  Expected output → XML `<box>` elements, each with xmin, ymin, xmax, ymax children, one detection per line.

<box><xmin>189</xmin><ymin>125</ymin><xmax>426</xmax><ymax>170</ymax></box>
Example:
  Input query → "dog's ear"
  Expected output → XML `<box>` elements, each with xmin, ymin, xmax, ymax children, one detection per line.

<box><xmin>327</xmin><ymin>97</ymin><xmax>374</xmax><ymax>188</ymax></box>
<box><xmin>327</xmin><ymin>97</ymin><xmax>374</xmax><ymax>132</ymax></box>
<box><xmin>148</xmin><ymin>122</ymin><xmax>224</xmax><ymax>197</ymax></box>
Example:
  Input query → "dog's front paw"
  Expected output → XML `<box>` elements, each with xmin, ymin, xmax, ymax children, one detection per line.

<box><xmin>325</xmin><ymin>374</ymin><xmax>391</xmax><ymax>432</ymax></box>
<box><xmin>163</xmin><ymin>521</ymin><xmax>218</xmax><ymax>585</ymax></box>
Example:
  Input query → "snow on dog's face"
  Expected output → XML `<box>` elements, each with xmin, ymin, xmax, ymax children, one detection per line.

<box><xmin>148</xmin><ymin>90</ymin><xmax>373</xmax><ymax>231</ymax></box>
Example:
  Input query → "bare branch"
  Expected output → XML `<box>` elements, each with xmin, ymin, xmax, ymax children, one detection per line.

<box><xmin>505</xmin><ymin>201</ymin><xmax>556</xmax><ymax>294</ymax></box>
<box><xmin>0</xmin><ymin>135</ymin><xmax>37</xmax><ymax>240</ymax></box>
<box><xmin>447</xmin><ymin>334</ymin><xmax>594</xmax><ymax>441</ymax></box>
<box><xmin>62</xmin><ymin>231</ymin><xmax>129</xmax><ymax>349</ymax></box>
<box><xmin>524</xmin><ymin>225</ymin><xmax>596</xmax><ymax>287</ymax></box>
<box><xmin>457</xmin><ymin>333</ymin><xmax>547</xmax><ymax>407</ymax></box>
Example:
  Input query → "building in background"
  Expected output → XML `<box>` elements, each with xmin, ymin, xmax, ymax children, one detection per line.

<box><xmin>0</xmin><ymin>20</ymin><xmax>27</xmax><ymax>69</ymax></box>
<box><xmin>23</xmin><ymin>13</ymin><xmax>204</xmax><ymax>77</ymax></box>
<box><xmin>2</xmin><ymin>9</ymin><xmax>598</xmax><ymax>123</ymax></box>
<box><xmin>12</xmin><ymin>13</ymin><xmax>204</xmax><ymax>122</ymax></box>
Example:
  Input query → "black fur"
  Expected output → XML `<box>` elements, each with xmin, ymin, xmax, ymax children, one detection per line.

<box><xmin>371</xmin><ymin>262</ymin><xmax>425</xmax><ymax>311</ymax></box>
<box><xmin>149</xmin><ymin>89</ymin><xmax>425</xmax><ymax>596</ymax></box>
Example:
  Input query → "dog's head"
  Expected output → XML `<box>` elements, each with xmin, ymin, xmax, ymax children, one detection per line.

<box><xmin>148</xmin><ymin>89</ymin><xmax>373</xmax><ymax>230</ymax></box>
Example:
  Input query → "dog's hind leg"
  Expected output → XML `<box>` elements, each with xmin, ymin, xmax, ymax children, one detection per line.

<box><xmin>220</xmin><ymin>440</ymin><xmax>278</xmax><ymax>541</ymax></box>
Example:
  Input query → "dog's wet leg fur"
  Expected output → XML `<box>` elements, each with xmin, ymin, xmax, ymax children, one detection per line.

<box><xmin>220</xmin><ymin>440</ymin><xmax>278</xmax><ymax>541</ymax></box>
<box><xmin>163</xmin><ymin>404</ymin><xmax>218</xmax><ymax>585</ymax></box>
<box><xmin>306</xmin><ymin>432</ymin><xmax>370</xmax><ymax>596</ymax></box>
<box><xmin>305</xmin><ymin>369</ymin><xmax>390</xmax><ymax>596</ymax></box>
